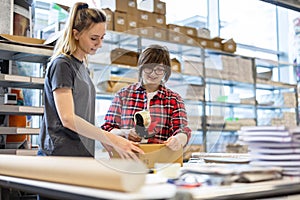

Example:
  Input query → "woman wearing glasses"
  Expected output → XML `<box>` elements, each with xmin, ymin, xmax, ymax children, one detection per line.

<box><xmin>101</xmin><ymin>45</ymin><xmax>191</xmax><ymax>151</ymax></box>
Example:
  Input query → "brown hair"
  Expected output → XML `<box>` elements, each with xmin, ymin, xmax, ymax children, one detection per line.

<box><xmin>138</xmin><ymin>45</ymin><xmax>171</xmax><ymax>82</ymax></box>
<box><xmin>51</xmin><ymin>2</ymin><xmax>106</xmax><ymax>62</ymax></box>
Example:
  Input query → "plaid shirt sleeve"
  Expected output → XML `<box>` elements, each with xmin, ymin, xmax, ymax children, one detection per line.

<box><xmin>170</xmin><ymin>93</ymin><xmax>192</xmax><ymax>143</ymax></box>
<box><xmin>101</xmin><ymin>84</ymin><xmax>144</xmax><ymax>132</ymax></box>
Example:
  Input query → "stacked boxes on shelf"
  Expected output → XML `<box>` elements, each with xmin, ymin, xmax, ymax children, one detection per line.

<box><xmin>170</xmin><ymin>83</ymin><xmax>204</xmax><ymax>101</ymax></box>
<box><xmin>205</xmin><ymin>54</ymin><xmax>253</xmax><ymax>83</ymax></box>
<box><xmin>271</xmin><ymin>112</ymin><xmax>297</xmax><ymax>127</ymax></box>
<box><xmin>185</xmin><ymin>104</ymin><xmax>202</xmax><ymax>131</ymax></box>
<box><xmin>97</xmin><ymin>76</ymin><xmax>137</xmax><ymax>93</ymax></box>
<box><xmin>283</xmin><ymin>92</ymin><xmax>297</xmax><ymax>108</ymax></box>
<box><xmin>101</xmin><ymin>0</ymin><xmax>167</xmax><ymax>40</ymax></box>
<box><xmin>182</xmin><ymin>59</ymin><xmax>204</xmax><ymax>76</ymax></box>
<box><xmin>100</xmin><ymin>0</ymin><xmax>128</xmax><ymax>32</ymax></box>
<box><xmin>110</xmin><ymin>48</ymin><xmax>139</xmax><ymax>66</ymax></box>
<box><xmin>101</xmin><ymin>0</ymin><xmax>236</xmax><ymax>53</ymax></box>
<box><xmin>170</xmin><ymin>58</ymin><xmax>181</xmax><ymax>73</ymax></box>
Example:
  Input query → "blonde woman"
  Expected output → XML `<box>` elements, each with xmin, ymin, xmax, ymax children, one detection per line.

<box><xmin>38</xmin><ymin>2</ymin><xmax>143</xmax><ymax>159</ymax></box>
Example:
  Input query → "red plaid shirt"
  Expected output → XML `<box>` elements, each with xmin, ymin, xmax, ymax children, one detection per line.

<box><xmin>101</xmin><ymin>83</ymin><xmax>191</xmax><ymax>144</ymax></box>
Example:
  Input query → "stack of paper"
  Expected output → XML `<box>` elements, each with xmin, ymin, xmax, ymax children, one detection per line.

<box><xmin>181</xmin><ymin>164</ymin><xmax>282</xmax><ymax>184</ymax></box>
<box><xmin>238</xmin><ymin>126</ymin><xmax>300</xmax><ymax>176</ymax></box>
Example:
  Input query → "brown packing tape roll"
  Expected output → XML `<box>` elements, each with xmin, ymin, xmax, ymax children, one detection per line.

<box><xmin>0</xmin><ymin>155</ymin><xmax>147</xmax><ymax>192</ymax></box>
<box><xmin>134</xmin><ymin>110</ymin><xmax>151</xmax><ymax>128</ymax></box>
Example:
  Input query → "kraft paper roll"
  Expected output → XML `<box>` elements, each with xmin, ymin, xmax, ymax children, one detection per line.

<box><xmin>0</xmin><ymin>155</ymin><xmax>147</xmax><ymax>192</ymax></box>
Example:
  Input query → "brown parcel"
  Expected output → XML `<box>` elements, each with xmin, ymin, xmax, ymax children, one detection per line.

<box><xmin>110</xmin><ymin>48</ymin><xmax>139</xmax><ymax>66</ymax></box>
<box><xmin>112</xmin><ymin>144</ymin><xmax>183</xmax><ymax>168</ymax></box>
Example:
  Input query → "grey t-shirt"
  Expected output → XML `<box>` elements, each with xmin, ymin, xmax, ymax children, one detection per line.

<box><xmin>39</xmin><ymin>54</ymin><xmax>95</xmax><ymax>156</ymax></box>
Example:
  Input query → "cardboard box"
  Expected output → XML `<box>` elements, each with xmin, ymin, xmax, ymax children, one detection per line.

<box><xmin>127</xmin><ymin>0</ymin><xmax>138</xmax><ymax>14</ymax></box>
<box><xmin>185</xmin><ymin>36</ymin><xmax>200</xmax><ymax>46</ymax></box>
<box><xmin>152</xmin><ymin>27</ymin><xmax>167</xmax><ymax>41</ymax></box>
<box><xmin>167</xmin><ymin>24</ymin><xmax>183</xmax><ymax>33</ymax></box>
<box><xmin>171</xmin><ymin>84</ymin><xmax>204</xmax><ymax>101</ymax></box>
<box><xmin>196</xmin><ymin>37</ymin><xmax>211</xmax><ymax>49</ymax></box>
<box><xmin>127</xmin><ymin>14</ymin><xmax>139</xmax><ymax>30</ymax></box>
<box><xmin>168</xmin><ymin>30</ymin><xmax>185</xmax><ymax>44</ymax></box>
<box><xmin>114</xmin><ymin>11</ymin><xmax>127</xmax><ymax>32</ymax></box>
<box><xmin>112</xmin><ymin>144</ymin><xmax>183</xmax><ymax>168</ymax></box>
<box><xmin>209</xmin><ymin>37</ymin><xmax>223</xmax><ymax>50</ymax></box>
<box><xmin>195</xmin><ymin>36</ymin><xmax>223</xmax><ymax>50</ymax></box>
<box><xmin>110</xmin><ymin>48</ymin><xmax>139</xmax><ymax>66</ymax></box>
<box><xmin>13</xmin><ymin>4</ymin><xmax>30</xmax><ymax>36</ymax></box>
<box><xmin>153</xmin><ymin>13</ymin><xmax>166</xmax><ymax>28</ymax></box>
<box><xmin>182</xmin><ymin>26</ymin><xmax>197</xmax><ymax>37</ymax></box>
<box><xmin>222</xmin><ymin>38</ymin><xmax>236</xmax><ymax>53</ymax></box>
<box><xmin>138</xmin><ymin>10</ymin><xmax>154</xmax><ymax>27</ymax></box>
<box><xmin>103</xmin><ymin>8</ymin><xmax>114</xmax><ymax>30</ymax></box>
<box><xmin>153</xmin><ymin>0</ymin><xmax>166</xmax><ymax>15</ymax></box>
<box><xmin>97</xmin><ymin>76</ymin><xmax>136</xmax><ymax>93</ymax></box>
<box><xmin>138</xmin><ymin>0</ymin><xmax>166</xmax><ymax>15</ymax></box>
<box><xmin>136</xmin><ymin>26</ymin><xmax>154</xmax><ymax>38</ymax></box>
<box><xmin>97</xmin><ymin>79</ymin><xmax>133</xmax><ymax>93</ymax></box>
<box><xmin>171</xmin><ymin>58</ymin><xmax>181</xmax><ymax>73</ymax></box>
<box><xmin>197</xmin><ymin>28</ymin><xmax>210</xmax><ymax>39</ymax></box>
<box><xmin>182</xmin><ymin>60</ymin><xmax>203</xmax><ymax>76</ymax></box>
<box><xmin>100</xmin><ymin>0</ymin><xmax>128</xmax><ymax>13</ymax></box>
<box><xmin>0</xmin><ymin>34</ymin><xmax>54</xmax><ymax>49</ymax></box>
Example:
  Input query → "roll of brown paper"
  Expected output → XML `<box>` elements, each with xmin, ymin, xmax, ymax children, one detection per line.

<box><xmin>0</xmin><ymin>155</ymin><xmax>147</xmax><ymax>192</ymax></box>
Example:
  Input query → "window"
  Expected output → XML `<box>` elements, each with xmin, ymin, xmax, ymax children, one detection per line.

<box><xmin>162</xmin><ymin>0</ymin><xmax>207</xmax><ymax>27</ymax></box>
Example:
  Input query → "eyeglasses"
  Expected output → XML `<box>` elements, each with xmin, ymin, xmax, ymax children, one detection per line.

<box><xmin>143</xmin><ymin>67</ymin><xmax>165</xmax><ymax>75</ymax></box>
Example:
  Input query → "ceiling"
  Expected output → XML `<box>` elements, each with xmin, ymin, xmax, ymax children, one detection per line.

<box><xmin>261</xmin><ymin>0</ymin><xmax>300</xmax><ymax>11</ymax></box>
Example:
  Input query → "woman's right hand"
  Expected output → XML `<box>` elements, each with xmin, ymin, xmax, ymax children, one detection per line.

<box><xmin>108</xmin><ymin>133</ymin><xmax>144</xmax><ymax>161</ymax></box>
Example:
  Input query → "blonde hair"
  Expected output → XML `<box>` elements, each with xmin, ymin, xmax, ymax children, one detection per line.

<box><xmin>51</xmin><ymin>2</ymin><xmax>106</xmax><ymax>62</ymax></box>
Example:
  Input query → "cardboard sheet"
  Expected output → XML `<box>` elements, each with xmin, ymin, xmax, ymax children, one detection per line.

<box><xmin>0</xmin><ymin>34</ymin><xmax>54</xmax><ymax>49</ymax></box>
<box><xmin>0</xmin><ymin>155</ymin><xmax>147</xmax><ymax>192</ymax></box>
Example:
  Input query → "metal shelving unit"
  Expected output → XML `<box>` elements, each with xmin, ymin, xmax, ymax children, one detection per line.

<box><xmin>90</xmin><ymin>30</ymin><xmax>206</xmax><ymax>150</ymax></box>
<box><xmin>0</xmin><ymin>40</ymin><xmax>51</xmax><ymax>148</ymax></box>
<box><xmin>254</xmin><ymin>58</ymin><xmax>299</xmax><ymax>127</ymax></box>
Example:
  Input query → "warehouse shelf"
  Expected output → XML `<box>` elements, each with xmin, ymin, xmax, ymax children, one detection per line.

<box><xmin>0</xmin><ymin>42</ymin><xmax>52</xmax><ymax>63</ymax></box>
<box><xmin>0</xmin><ymin>127</ymin><xmax>40</xmax><ymax>135</ymax></box>
<box><xmin>206</xmin><ymin>77</ymin><xmax>254</xmax><ymax>88</ymax></box>
<box><xmin>0</xmin><ymin>39</ymin><xmax>50</xmax><ymax>150</ymax></box>
<box><xmin>256</xmin><ymin>80</ymin><xmax>297</xmax><ymax>90</ymax></box>
<box><xmin>0</xmin><ymin>74</ymin><xmax>44</xmax><ymax>89</ymax></box>
<box><xmin>206</xmin><ymin>101</ymin><xmax>256</xmax><ymax>109</ymax></box>
<box><xmin>0</xmin><ymin>105</ymin><xmax>44</xmax><ymax>115</ymax></box>
<box><xmin>256</xmin><ymin>105</ymin><xmax>297</xmax><ymax>110</ymax></box>
<box><xmin>88</xmin><ymin>30</ymin><xmax>300</xmax><ymax>152</ymax></box>
<box><xmin>255</xmin><ymin>58</ymin><xmax>294</xmax><ymax>69</ymax></box>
